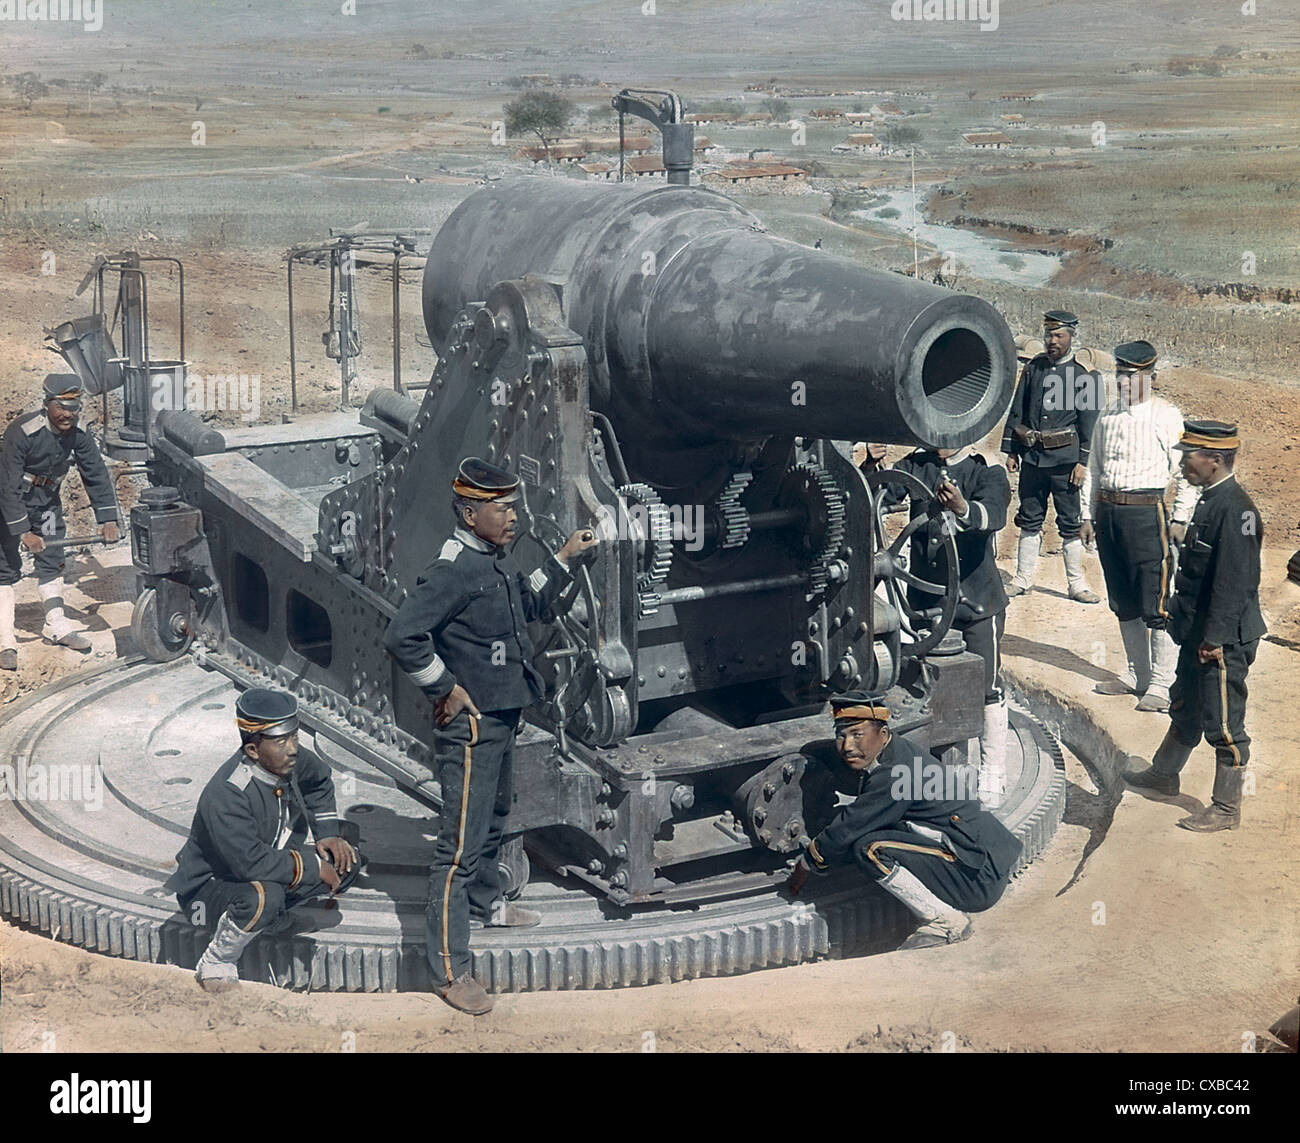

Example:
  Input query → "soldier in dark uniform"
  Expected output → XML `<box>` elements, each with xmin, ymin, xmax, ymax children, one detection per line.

<box><xmin>1125</xmin><ymin>421</ymin><xmax>1265</xmax><ymax>832</ymax></box>
<box><xmin>1001</xmin><ymin>310</ymin><xmax>1104</xmax><ymax>604</ymax></box>
<box><xmin>383</xmin><ymin>457</ymin><xmax>598</xmax><ymax>1015</ymax></box>
<box><xmin>0</xmin><ymin>374</ymin><xmax>121</xmax><ymax>669</ymax></box>
<box><xmin>170</xmin><ymin>689</ymin><xmax>361</xmax><ymax>992</ymax></box>
<box><xmin>860</xmin><ymin>442</ymin><xmax>1013</xmax><ymax>807</ymax></box>
<box><xmin>788</xmin><ymin>693</ymin><xmax>1022</xmax><ymax>949</ymax></box>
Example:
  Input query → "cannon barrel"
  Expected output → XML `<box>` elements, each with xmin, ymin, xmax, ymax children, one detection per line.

<box><xmin>423</xmin><ymin>179</ymin><xmax>1015</xmax><ymax>449</ymax></box>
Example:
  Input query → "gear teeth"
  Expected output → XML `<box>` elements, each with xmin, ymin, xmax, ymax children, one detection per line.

<box><xmin>789</xmin><ymin>463</ymin><xmax>846</xmax><ymax>594</ymax></box>
<box><xmin>617</xmin><ymin>483</ymin><xmax>674</xmax><ymax>613</ymax></box>
<box><xmin>0</xmin><ymin>661</ymin><xmax>1064</xmax><ymax>994</ymax></box>
<box><xmin>716</xmin><ymin>472</ymin><xmax>754</xmax><ymax>549</ymax></box>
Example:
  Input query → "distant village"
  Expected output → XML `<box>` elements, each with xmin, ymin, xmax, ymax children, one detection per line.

<box><xmin>509</xmin><ymin>84</ymin><xmax>1040</xmax><ymax>189</ymax></box>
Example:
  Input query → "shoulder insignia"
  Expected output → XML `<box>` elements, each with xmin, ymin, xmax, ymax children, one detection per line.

<box><xmin>437</xmin><ymin>537</ymin><xmax>464</xmax><ymax>564</ymax></box>
<box><xmin>226</xmin><ymin>764</ymin><xmax>254</xmax><ymax>791</ymax></box>
<box><xmin>20</xmin><ymin>413</ymin><xmax>45</xmax><ymax>437</ymax></box>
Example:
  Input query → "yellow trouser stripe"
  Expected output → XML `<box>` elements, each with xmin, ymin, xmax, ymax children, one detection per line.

<box><xmin>1216</xmin><ymin>658</ymin><xmax>1241</xmax><ymax>767</ymax></box>
<box><xmin>1155</xmin><ymin>501</ymin><xmax>1171</xmax><ymax>621</ymax></box>
<box><xmin>242</xmin><ymin>880</ymin><xmax>266</xmax><ymax>933</ymax></box>
<box><xmin>865</xmin><ymin>840</ymin><xmax>956</xmax><ymax>877</ymax></box>
<box><xmin>441</xmin><ymin>714</ymin><xmax>479</xmax><ymax>983</ymax></box>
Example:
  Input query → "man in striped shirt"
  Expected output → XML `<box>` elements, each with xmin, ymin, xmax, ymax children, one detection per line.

<box><xmin>1080</xmin><ymin>341</ymin><xmax>1197</xmax><ymax>713</ymax></box>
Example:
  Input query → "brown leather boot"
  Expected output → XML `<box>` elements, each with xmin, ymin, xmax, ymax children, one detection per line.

<box><xmin>438</xmin><ymin>973</ymin><xmax>494</xmax><ymax>1015</ymax></box>
<box><xmin>1178</xmin><ymin>762</ymin><xmax>1244</xmax><ymax>832</ymax></box>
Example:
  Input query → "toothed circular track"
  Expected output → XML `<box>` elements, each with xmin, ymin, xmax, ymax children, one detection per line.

<box><xmin>0</xmin><ymin>658</ymin><xmax>1064</xmax><ymax>992</ymax></box>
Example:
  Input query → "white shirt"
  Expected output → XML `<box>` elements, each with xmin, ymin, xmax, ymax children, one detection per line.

<box><xmin>1082</xmin><ymin>395</ymin><xmax>1198</xmax><ymax>524</ymax></box>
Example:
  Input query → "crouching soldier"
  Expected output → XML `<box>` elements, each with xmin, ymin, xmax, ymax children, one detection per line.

<box><xmin>788</xmin><ymin>692</ymin><xmax>1022</xmax><ymax>949</ymax></box>
<box><xmin>169</xmin><ymin>689</ymin><xmax>362</xmax><ymax>992</ymax></box>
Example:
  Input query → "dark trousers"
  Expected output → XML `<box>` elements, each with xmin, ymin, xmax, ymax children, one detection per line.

<box><xmin>1168</xmin><ymin>639</ymin><xmax>1258</xmax><ymax>769</ymax></box>
<box><xmin>1014</xmin><ymin>462</ymin><xmax>1082</xmax><ymax>538</ymax></box>
<box><xmin>0</xmin><ymin>504</ymin><xmax>66</xmax><ymax>586</ymax></box>
<box><xmin>1096</xmin><ymin>499</ymin><xmax>1173</xmax><ymax>625</ymax></box>
<box><xmin>180</xmin><ymin>877</ymin><xmax>310</xmax><ymax>935</ymax></box>
<box><xmin>853</xmin><ymin>828</ymin><xmax>1011</xmax><ymax>913</ymax></box>
<box><xmin>426</xmin><ymin>708</ymin><xmax>519</xmax><ymax>988</ymax></box>
<box><xmin>961</xmin><ymin>610</ymin><xmax>1006</xmax><ymax>703</ymax></box>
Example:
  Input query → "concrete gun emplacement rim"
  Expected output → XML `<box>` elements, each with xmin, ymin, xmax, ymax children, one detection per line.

<box><xmin>0</xmin><ymin>657</ymin><xmax>1065</xmax><ymax>993</ymax></box>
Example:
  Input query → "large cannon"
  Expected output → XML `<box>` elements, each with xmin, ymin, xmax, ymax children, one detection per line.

<box><xmin>128</xmin><ymin>177</ymin><xmax>1018</xmax><ymax>905</ymax></box>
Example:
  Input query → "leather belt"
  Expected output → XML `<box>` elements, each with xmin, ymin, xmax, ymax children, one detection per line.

<box><xmin>1099</xmin><ymin>489</ymin><xmax>1162</xmax><ymax>506</ymax></box>
<box><xmin>21</xmin><ymin>472</ymin><xmax>62</xmax><ymax>491</ymax></box>
<box><xmin>1013</xmin><ymin>425</ymin><xmax>1077</xmax><ymax>451</ymax></box>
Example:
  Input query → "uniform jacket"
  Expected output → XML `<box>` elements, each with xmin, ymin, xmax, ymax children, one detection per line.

<box><xmin>170</xmin><ymin>747</ymin><xmax>341</xmax><ymax>901</ymax></box>
<box><xmin>1</xmin><ymin>411</ymin><xmax>120</xmax><ymax>536</ymax></box>
<box><xmin>1168</xmin><ymin>475</ymin><xmax>1266</xmax><ymax>648</ymax></box>
<box><xmin>384</xmin><ymin>527</ymin><xmax>572</xmax><ymax>712</ymax></box>
<box><xmin>1000</xmin><ymin>353</ymin><xmax>1102</xmax><ymax>469</ymax></box>
<box><xmin>802</xmin><ymin>734</ymin><xmax>1022</xmax><ymax>879</ymax></box>
<box><xmin>877</xmin><ymin>450</ymin><xmax>1010</xmax><ymax>625</ymax></box>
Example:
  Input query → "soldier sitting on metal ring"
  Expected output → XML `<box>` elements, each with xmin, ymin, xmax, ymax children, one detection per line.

<box><xmin>168</xmin><ymin>688</ymin><xmax>362</xmax><ymax>993</ymax></box>
<box><xmin>788</xmin><ymin>692</ymin><xmax>1022</xmax><ymax>950</ymax></box>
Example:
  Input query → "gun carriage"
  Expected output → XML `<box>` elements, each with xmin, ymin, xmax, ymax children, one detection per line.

<box><xmin>121</xmin><ymin>170</ymin><xmax>1017</xmax><ymax>906</ymax></box>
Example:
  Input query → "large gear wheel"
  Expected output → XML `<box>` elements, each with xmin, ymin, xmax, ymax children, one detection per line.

<box><xmin>778</xmin><ymin>463</ymin><xmax>847</xmax><ymax>594</ymax></box>
<box><xmin>617</xmin><ymin>482</ymin><xmax>673</xmax><ymax>615</ymax></box>
<box><xmin>0</xmin><ymin>658</ymin><xmax>1065</xmax><ymax>992</ymax></box>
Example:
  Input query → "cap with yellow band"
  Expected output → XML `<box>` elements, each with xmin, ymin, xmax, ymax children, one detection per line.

<box><xmin>1174</xmin><ymin>419</ymin><xmax>1239</xmax><ymax>452</ymax></box>
<box><xmin>235</xmin><ymin>688</ymin><xmax>299</xmax><ymax>738</ymax></box>
<box><xmin>42</xmin><ymin>373</ymin><xmax>83</xmax><ymax>411</ymax></box>
<box><xmin>453</xmin><ymin>456</ymin><xmax>521</xmax><ymax>504</ymax></box>
<box><xmin>1113</xmin><ymin>339</ymin><xmax>1158</xmax><ymax>371</ymax></box>
<box><xmin>830</xmin><ymin>690</ymin><xmax>891</xmax><ymax>730</ymax></box>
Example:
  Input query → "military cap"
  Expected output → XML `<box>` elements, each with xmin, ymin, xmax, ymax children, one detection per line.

<box><xmin>830</xmin><ymin>690</ymin><xmax>891</xmax><ymax>729</ymax></box>
<box><xmin>42</xmin><ymin>373</ymin><xmax>83</xmax><ymax>410</ymax></box>
<box><xmin>452</xmin><ymin>456</ymin><xmax>521</xmax><ymax>504</ymax></box>
<box><xmin>1042</xmin><ymin>310</ymin><xmax>1078</xmax><ymax>331</ymax></box>
<box><xmin>1015</xmin><ymin>334</ymin><xmax>1045</xmax><ymax>362</ymax></box>
<box><xmin>1113</xmin><ymin>340</ymin><xmax>1158</xmax><ymax>371</ymax></box>
<box><xmin>235</xmin><ymin>688</ymin><xmax>299</xmax><ymax>738</ymax></box>
<box><xmin>1174</xmin><ymin>419</ymin><xmax>1239</xmax><ymax>452</ymax></box>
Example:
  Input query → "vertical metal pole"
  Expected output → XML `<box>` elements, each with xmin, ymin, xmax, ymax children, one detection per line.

<box><xmin>287</xmin><ymin>256</ymin><xmax>299</xmax><ymax>413</ymax></box>
<box><xmin>392</xmin><ymin>249</ymin><xmax>402</xmax><ymax>393</ymax></box>
<box><xmin>911</xmin><ymin>147</ymin><xmax>919</xmax><ymax>280</ymax></box>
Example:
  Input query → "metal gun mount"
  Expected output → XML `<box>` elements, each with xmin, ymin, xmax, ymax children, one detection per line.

<box><xmin>127</xmin><ymin>174</ymin><xmax>1017</xmax><ymax>906</ymax></box>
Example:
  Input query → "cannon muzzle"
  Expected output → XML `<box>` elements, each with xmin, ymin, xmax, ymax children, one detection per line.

<box><xmin>424</xmin><ymin>179</ymin><xmax>1015</xmax><ymax>451</ymax></box>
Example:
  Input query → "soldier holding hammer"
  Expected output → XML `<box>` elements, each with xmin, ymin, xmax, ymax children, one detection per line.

<box><xmin>0</xmin><ymin>374</ymin><xmax>121</xmax><ymax>670</ymax></box>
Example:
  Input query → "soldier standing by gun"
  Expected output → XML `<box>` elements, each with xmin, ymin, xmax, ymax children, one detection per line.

<box><xmin>858</xmin><ymin>441</ymin><xmax>1014</xmax><ymax>808</ymax></box>
<box><xmin>1001</xmin><ymin>310</ymin><xmax>1103</xmax><ymax>604</ymax></box>
<box><xmin>1080</xmin><ymin>341</ymin><xmax>1198</xmax><ymax>713</ymax></box>
<box><xmin>384</xmin><ymin>457</ymin><xmax>598</xmax><ymax>1015</ymax></box>
<box><xmin>1125</xmin><ymin>421</ymin><xmax>1265</xmax><ymax>832</ymax></box>
<box><xmin>0</xmin><ymin>374</ymin><xmax>121</xmax><ymax>670</ymax></box>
